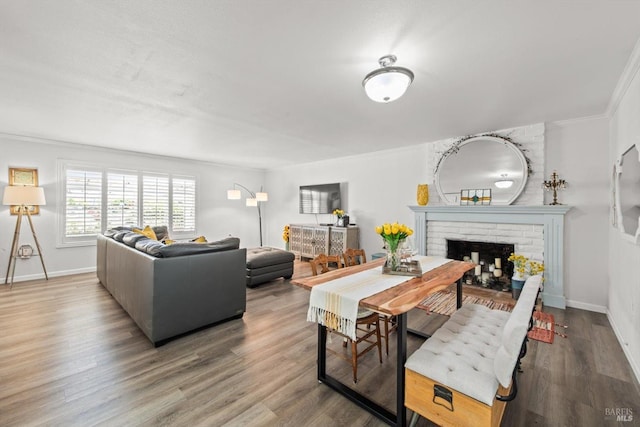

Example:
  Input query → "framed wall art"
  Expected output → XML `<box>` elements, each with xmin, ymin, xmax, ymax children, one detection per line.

<box><xmin>460</xmin><ymin>188</ymin><xmax>492</xmax><ymax>206</ymax></box>
<box><xmin>8</xmin><ymin>167</ymin><xmax>40</xmax><ymax>215</ymax></box>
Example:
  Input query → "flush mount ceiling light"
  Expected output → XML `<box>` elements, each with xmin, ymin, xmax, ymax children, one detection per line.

<box><xmin>494</xmin><ymin>174</ymin><xmax>514</xmax><ymax>189</ymax></box>
<box><xmin>362</xmin><ymin>54</ymin><xmax>414</xmax><ymax>103</ymax></box>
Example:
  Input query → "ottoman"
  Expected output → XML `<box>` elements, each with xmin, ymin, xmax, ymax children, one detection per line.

<box><xmin>246</xmin><ymin>247</ymin><xmax>295</xmax><ymax>287</ymax></box>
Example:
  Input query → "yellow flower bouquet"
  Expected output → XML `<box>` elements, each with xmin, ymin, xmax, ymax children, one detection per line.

<box><xmin>376</xmin><ymin>222</ymin><xmax>413</xmax><ymax>272</ymax></box>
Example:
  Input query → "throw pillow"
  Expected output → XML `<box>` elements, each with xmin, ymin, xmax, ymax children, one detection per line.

<box><xmin>133</xmin><ymin>225</ymin><xmax>158</xmax><ymax>240</ymax></box>
<box><xmin>162</xmin><ymin>239</ymin><xmax>175</xmax><ymax>245</ymax></box>
<box><xmin>191</xmin><ymin>236</ymin><xmax>207</xmax><ymax>243</ymax></box>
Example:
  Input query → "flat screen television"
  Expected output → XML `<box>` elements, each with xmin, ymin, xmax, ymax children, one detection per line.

<box><xmin>299</xmin><ymin>183</ymin><xmax>341</xmax><ymax>214</ymax></box>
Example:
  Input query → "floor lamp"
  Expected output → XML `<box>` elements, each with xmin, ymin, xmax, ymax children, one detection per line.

<box><xmin>3</xmin><ymin>185</ymin><xmax>48</xmax><ymax>287</ymax></box>
<box><xmin>227</xmin><ymin>183</ymin><xmax>268</xmax><ymax>246</ymax></box>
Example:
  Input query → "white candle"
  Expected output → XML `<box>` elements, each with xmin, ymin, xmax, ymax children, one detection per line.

<box><xmin>481</xmin><ymin>272</ymin><xmax>490</xmax><ymax>283</ymax></box>
<box><xmin>471</xmin><ymin>252</ymin><xmax>480</xmax><ymax>264</ymax></box>
<box><xmin>475</xmin><ymin>265</ymin><xmax>482</xmax><ymax>276</ymax></box>
<box><xmin>495</xmin><ymin>258</ymin><xmax>502</xmax><ymax>269</ymax></box>
<box><xmin>494</xmin><ymin>268</ymin><xmax>503</xmax><ymax>278</ymax></box>
<box><xmin>489</xmin><ymin>263</ymin><xmax>495</xmax><ymax>272</ymax></box>
<box><xmin>463</xmin><ymin>256</ymin><xmax>470</xmax><ymax>262</ymax></box>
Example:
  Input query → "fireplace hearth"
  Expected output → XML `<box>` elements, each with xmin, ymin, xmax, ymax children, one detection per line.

<box><xmin>447</xmin><ymin>239</ymin><xmax>514</xmax><ymax>291</ymax></box>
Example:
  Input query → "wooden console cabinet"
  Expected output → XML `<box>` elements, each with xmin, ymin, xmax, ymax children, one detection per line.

<box><xmin>289</xmin><ymin>224</ymin><xmax>359</xmax><ymax>259</ymax></box>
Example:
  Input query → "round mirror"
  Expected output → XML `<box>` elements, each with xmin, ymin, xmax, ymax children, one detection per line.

<box><xmin>435</xmin><ymin>136</ymin><xmax>529</xmax><ymax>205</ymax></box>
<box><xmin>615</xmin><ymin>144</ymin><xmax>640</xmax><ymax>243</ymax></box>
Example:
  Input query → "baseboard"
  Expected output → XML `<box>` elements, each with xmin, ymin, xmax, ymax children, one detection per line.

<box><xmin>565</xmin><ymin>299</ymin><xmax>607</xmax><ymax>313</ymax></box>
<box><xmin>607</xmin><ymin>309</ymin><xmax>640</xmax><ymax>385</ymax></box>
<box><xmin>2</xmin><ymin>267</ymin><xmax>96</xmax><ymax>284</ymax></box>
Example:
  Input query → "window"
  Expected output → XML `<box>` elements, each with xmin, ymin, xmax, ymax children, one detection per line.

<box><xmin>172</xmin><ymin>177</ymin><xmax>196</xmax><ymax>233</ymax></box>
<box><xmin>64</xmin><ymin>169</ymin><xmax>102</xmax><ymax>239</ymax></box>
<box><xmin>107</xmin><ymin>172</ymin><xmax>138</xmax><ymax>229</ymax></box>
<box><xmin>59</xmin><ymin>162</ymin><xmax>197</xmax><ymax>246</ymax></box>
<box><xmin>142</xmin><ymin>175</ymin><xmax>170</xmax><ymax>227</ymax></box>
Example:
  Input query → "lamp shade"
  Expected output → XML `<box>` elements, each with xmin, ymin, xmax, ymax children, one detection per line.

<box><xmin>3</xmin><ymin>186</ymin><xmax>46</xmax><ymax>206</ymax></box>
<box><xmin>246</xmin><ymin>198</ymin><xmax>258</xmax><ymax>207</ymax></box>
<box><xmin>363</xmin><ymin>55</ymin><xmax>414</xmax><ymax>103</ymax></box>
<box><xmin>227</xmin><ymin>189</ymin><xmax>242</xmax><ymax>200</ymax></box>
<box><xmin>256</xmin><ymin>192</ymin><xmax>268</xmax><ymax>202</ymax></box>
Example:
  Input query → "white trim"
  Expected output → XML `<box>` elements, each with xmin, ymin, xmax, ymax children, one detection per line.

<box><xmin>565</xmin><ymin>299</ymin><xmax>607</xmax><ymax>314</ymax></box>
<box><xmin>2</xmin><ymin>267</ymin><xmax>96</xmax><ymax>284</ymax></box>
<box><xmin>607</xmin><ymin>35</ymin><xmax>640</xmax><ymax>118</ymax></box>
<box><xmin>607</xmin><ymin>309</ymin><xmax>640</xmax><ymax>384</ymax></box>
<box><xmin>546</xmin><ymin>114</ymin><xmax>608</xmax><ymax>129</ymax></box>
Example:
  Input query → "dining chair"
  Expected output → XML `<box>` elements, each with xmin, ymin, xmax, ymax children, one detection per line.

<box><xmin>343</xmin><ymin>248</ymin><xmax>396</xmax><ymax>355</ymax></box>
<box><xmin>310</xmin><ymin>252</ymin><xmax>383</xmax><ymax>383</ymax></box>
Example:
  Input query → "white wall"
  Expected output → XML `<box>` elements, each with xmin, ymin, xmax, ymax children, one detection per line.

<box><xmin>0</xmin><ymin>134</ymin><xmax>265</xmax><ymax>282</ymax></box>
<box><xmin>546</xmin><ymin>117</ymin><xmax>610</xmax><ymax>313</ymax></box>
<box><xmin>609</xmin><ymin>47</ymin><xmax>640</xmax><ymax>380</ymax></box>
<box><xmin>264</xmin><ymin>145</ymin><xmax>430</xmax><ymax>257</ymax></box>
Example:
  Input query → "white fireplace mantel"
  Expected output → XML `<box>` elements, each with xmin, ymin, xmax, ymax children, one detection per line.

<box><xmin>409</xmin><ymin>205</ymin><xmax>572</xmax><ymax>308</ymax></box>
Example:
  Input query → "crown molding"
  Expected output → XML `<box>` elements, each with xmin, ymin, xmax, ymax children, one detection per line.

<box><xmin>607</xmin><ymin>36</ymin><xmax>640</xmax><ymax>118</ymax></box>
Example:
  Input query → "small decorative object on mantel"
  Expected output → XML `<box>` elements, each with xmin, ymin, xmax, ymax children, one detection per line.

<box><xmin>542</xmin><ymin>171</ymin><xmax>567</xmax><ymax>205</ymax></box>
<box><xmin>376</xmin><ymin>222</ymin><xmax>421</xmax><ymax>276</ymax></box>
<box><xmin>460</xmin><ymin>189</ymin><xmax>491</xmax><ymax>206</ymax></box>
<box><xmin>416</xmin><ymin>184</ymin><xmax>429</xmax><ymax>206</ymax></box>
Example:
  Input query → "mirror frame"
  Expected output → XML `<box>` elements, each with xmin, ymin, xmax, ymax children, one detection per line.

<box><xmin>434</xmin><ymin>135</ymin><xmax>529</xmax><ymax>206</ymax></box>
<box><xmin>614</xmin><ymin>143</ymin><xmax>640</xmax><ymax>244</ymax></box>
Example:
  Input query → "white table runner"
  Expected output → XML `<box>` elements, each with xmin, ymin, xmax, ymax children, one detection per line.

<box><xmin>307</xmin><ymin>256</ymin><xmax>451</xmax><ymax>339</ymax></box>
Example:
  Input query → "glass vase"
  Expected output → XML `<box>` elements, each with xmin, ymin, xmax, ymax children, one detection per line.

<box><xmin>383</xmin><ymin>238</ymin><xmax>405</xmax><ymax>273</ymax></box>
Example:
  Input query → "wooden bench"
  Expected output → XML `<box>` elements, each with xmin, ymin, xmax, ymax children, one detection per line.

<box><xmin>405</xmin><ymin>274</ymin><xmax>542</xmax><ymax>427</ymax></box>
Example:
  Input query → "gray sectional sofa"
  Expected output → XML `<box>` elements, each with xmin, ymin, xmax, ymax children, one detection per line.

<box><xmin>96</xmin><ymin>230</ymin><xmax>246</xmax><ymax>346</ymax></box>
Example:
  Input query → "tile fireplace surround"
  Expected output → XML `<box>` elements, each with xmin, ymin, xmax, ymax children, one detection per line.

<box><xmin>410</xmin><ymin>205</ymin><xmax>571</xmax><ymax>308</ymax></box>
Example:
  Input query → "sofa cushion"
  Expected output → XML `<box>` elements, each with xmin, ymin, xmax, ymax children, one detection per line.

<box><xmin>122</xmin><ymin>233</ymin><xmax>149</xmax><ymax>247</ymax></box>
<box><xmin>135</xmin><ymin>238</ymin><xmax>165</xmax><ymax>257</ymax></box>
<box><xmin>157</xmin><ymin>237</ymin><xmax>240</xmax><ymax>258</ymax></box>
<box><xmin>152</xmin><ymin>225</ymin><xmax>169</xmax><ymax>241</ymax></box>
<box><xmin>113</xmin><ymin>231</ymin><xmax>135</xmax><ymax>242</ymax></box>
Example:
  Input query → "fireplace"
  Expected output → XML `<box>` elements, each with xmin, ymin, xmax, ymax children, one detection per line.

<box><xmin>447</xmin><ymin>239</ymin><xmax>514</xmax><ymax>291</ymax></box>
<box><xmin>410</xmin><ymin>205</ymin><xmax>571</xmax><ymax>309</ymax></box>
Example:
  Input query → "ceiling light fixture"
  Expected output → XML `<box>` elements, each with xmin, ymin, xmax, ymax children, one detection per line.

<box><xmin>494</xmin><ymin>174</ymin><xmax>514</xmax><ymax>189</ymax></box>
<box><xmin>362</xmin><ymin>54</ymin><xmax>414</xmax><ymax>103</ymax></box>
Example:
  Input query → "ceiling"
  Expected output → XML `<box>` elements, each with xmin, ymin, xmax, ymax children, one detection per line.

<box><xmin>1</xmin><ymin>1</ymin><xmax>640</xmax><ymax>169</ymax></box>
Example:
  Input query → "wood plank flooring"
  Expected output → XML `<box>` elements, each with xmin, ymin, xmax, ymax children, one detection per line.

<box><xmin>0</xmin><ymin>262</ymin><xmax>638</xmax><ymax>426</ymax></box>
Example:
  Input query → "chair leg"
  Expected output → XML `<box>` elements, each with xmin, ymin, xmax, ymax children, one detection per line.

<box><xmin>384</xmin><ymin>316</ymin><xmax>390</xmax><ymax>355</ymax></box>
<box><xmin>351</xmin><ymin>340</ymin><xmax>358</xmax><ymax>383</ymax></box>
<box><xmin>409</xmin><ymin>411</ymin><xmax>420</xmax><ymax>427</ymax></box>
<box><xmin>376</xmin><ymin>318</ymin><xmax>382</xmax><ymax>363</ymax></box>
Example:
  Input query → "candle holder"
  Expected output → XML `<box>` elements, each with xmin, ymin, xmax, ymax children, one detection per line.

<box><xmin>542</xmin><ymin>171</ymin><xmax>567</xmax><ymax>205</ymax></box>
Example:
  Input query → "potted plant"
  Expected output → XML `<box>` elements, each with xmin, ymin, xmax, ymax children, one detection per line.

<box><xmin>508</xmin><ymin>253</ymin><xmax>544</xmax><ymax>299</ymax></box>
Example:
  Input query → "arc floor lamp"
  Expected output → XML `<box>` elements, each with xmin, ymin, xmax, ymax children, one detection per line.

<box><xmin>3</xmin><ymin>185</ymin><xmax>48</xmax><ymax>287</ymax></box>
<box><xmin>227</xmin><ymin>183</ymin><xmax>268</xmax><ymax>246</ymax></box>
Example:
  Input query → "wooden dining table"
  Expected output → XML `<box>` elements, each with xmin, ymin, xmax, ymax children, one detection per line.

<box><xmin>291</xmin><ymin>257</ymin><xmax>474</xmax><ymax>426</ymax></box>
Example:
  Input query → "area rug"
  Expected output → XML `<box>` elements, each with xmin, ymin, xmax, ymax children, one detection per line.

<box><xmin>416</xmin><ymin>290</ymin><xmax>514</xmax><ymax>317</ymax></box>
<box><xmin>417</xmin><ymin>290</ymin><xmax>568</xmax><ymax>344</ymax></box>
<box><xmin>528</xmin><ymin>311</ymin><xmax>568</xmax><ymax>344</ymax></box>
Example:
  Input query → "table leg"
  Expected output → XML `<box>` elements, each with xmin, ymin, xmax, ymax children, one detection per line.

<box><xmin>457</xmin><ymin>278</ymin><xmax>463</xmax><ymax>309</ymax></box>
<box><xmin>396</xmin><ymin>312</ymin><xmax>407</xmax><ymax>426</ymax></box>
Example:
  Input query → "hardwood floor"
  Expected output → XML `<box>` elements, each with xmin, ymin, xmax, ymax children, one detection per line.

<box><xmin>0</xmin><ymin>262</ymin><xmax>638</xmax><ymax>426</ymax></box>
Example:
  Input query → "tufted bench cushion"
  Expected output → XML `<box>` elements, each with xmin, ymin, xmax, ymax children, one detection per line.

<box><xmin>245</xmin><ymin>247</ymin><xmax>295</xmax><ymax>287</ymax></box>
<box><xmin>405</xmin><ymin>274</ymin><xmax>542</xmax><ymax>426</ymax></box>
<box><xmin>406</xmin><ymin>304</ymin><xmax>511</xmax><ymax>405</ymax></box>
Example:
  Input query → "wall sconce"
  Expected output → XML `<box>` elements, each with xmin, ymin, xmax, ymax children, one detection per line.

<box><xmin>3</xmin><ymin>185</ymin><xmax>48</xmax><ymax>287</ymax></box>
<box><xmin>227</xmin><ymin>183</ymin><xmax>268</xmax><ymax>246</ymax></box>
